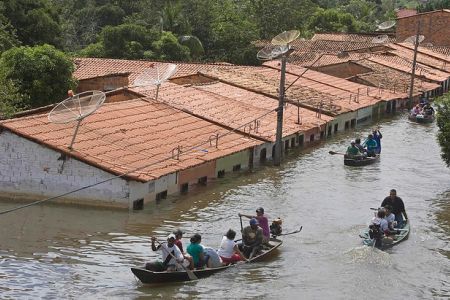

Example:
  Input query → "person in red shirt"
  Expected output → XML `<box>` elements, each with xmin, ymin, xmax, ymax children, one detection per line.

<box><xmin>239</xmin><ymin>207</ymin><xmax>270</xmax><ymax>243</ymax></box>
<box><xmin>173</xmin><ymin>229</ymin><xmax>194</xmax><ymax>269</ymax></box>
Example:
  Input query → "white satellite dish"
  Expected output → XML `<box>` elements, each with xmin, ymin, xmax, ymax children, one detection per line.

<box><xmin>371</xmin><ymin>35</ymin><xmax>389</xmax><ymax>44</ymax></box>
<box><xmin>257</xmin><ymin>45</ymin><xmax>289</xmax><ymax>60</ymax></box>
<box><xmin>48</xmin><ymin>90</ymin><xmax>106</xmax><ymax>149</ymax></box>
<box><xmin>271</xmin><ymin>30</ymin><xmax>300</xmax><ymax>46</ymax></box>
<box><xmin>377</xmin><ymin>20</ymin><xmax>396</xmax><ymax>31</ymax></box>
<box><xmin>133</xmin><ymin>63</ymin><xmax>177</xmax><ymax>100</ymax></box>
<box><xmin>403</xmin><ymin>35</ymin><xmax>425</xmax><ymax>45</ymax></box>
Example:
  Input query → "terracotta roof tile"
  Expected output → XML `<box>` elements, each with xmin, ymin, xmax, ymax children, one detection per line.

<box><xmin>396</xmin><ymin>9</ymin><xmax>417</xmax><ymax>19</ymax></box>
<box><xmin>1</xmin><ymin>98</ymin><xmax>260</xmax><ymax>182</ymax></box>
<box><xmin>311</xmin><ymin>33</ymin><xmax>396</xmax><ymax>43</ymax></box>
<box><xmin>131</xmin><ymin>83</ymin><xmax>307</xmax><ymax>141</ymax></box>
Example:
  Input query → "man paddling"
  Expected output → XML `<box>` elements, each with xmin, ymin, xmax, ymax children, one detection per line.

<box><xmin>145</xmin><ymin>234</ymin><xmax>187</xmax><ymax>272</ymax></box>
<box><xmin>381</xmin><ymin>189</ymin><xmax>408</xmax><ymax>228</ymax></box>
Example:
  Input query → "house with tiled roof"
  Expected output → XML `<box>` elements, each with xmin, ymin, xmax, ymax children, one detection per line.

<box><xmin>0</xmin><ymin>97</ymin><xmax>261</xmax><ymax>209</ymax></box>
<box><xmin>396</xmin><ymin>9</ymin><xmax>450</xmax><ymax>47</ymax></box>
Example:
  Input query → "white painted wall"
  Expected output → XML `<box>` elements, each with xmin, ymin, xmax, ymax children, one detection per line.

<box><xmin>0</xmin><ymin>131</ymin><xmax>132</xmax><ymax>207</ymax></box>
<box><xmin>129</xmin><ymin>173</ymin><xmax>177</xmax><ymax>204</ymax></box>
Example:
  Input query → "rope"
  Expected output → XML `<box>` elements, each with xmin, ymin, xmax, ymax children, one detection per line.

<box><xmin>0</xmin><ymin>108</ymin><xmax>276</xmax><ymax>216</ymax></box>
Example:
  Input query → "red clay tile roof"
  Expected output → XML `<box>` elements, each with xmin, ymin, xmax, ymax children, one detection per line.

<box><xmin>388</xmin><ymin>44</ymin><xmax>450</xmax><ymax>72</ymax></box>
<box><xmin>130</xmin><ymin>83</ymin><xmax>307</xmax><ymax>142</ymax></box>
<box><xmin>311</xmin><ymin>33</ymin><xmax>397</xmax><ymax>43</ymax></box>
<box><xmin>396</xmin><ymin>8</ymin><xmax>449</xmax><ymax>19</ymax></box>
<box><xmin>73</xmin><ymin>58</ymin><xmax>245</xmax><ymax>82</ymax></box>
<box><xmin>396</xmin><ymin>9</ymin><xmax>417</xmax><ymax>19</ymax></box>
<box><xmin>1</xmin><ymin>98</ymin><xmax>260</xmax><ymax>182</ymax></box>
<box><xmin>394</xmin><ymin>43</ymin><xmax>450</xmax><ymax>64</ymax></box>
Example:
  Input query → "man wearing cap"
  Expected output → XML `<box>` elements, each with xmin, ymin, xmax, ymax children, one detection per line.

<box><xmin>240</xmin><ymin>207</ymin><xmax>270</xmax><ymax>243</ymax></box>
<box><xmin>145</xmin><ymin>234</ymin><xmax>185</xmax><ymax>272</ymax></box>
<box><xmin>240</xmin><ymin>218</ymin><xmax>263</xmax><ymax>258</ymax></box>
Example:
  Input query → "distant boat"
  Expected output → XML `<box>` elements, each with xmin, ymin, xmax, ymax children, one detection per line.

<box><xmin>344</xmin><ymin>154</ymin><xmax>380</xmax><ymax>166</ymax></box>
<box><xmin>408</xmin><ymin>112</ymin><xmax>435</xmax><ymax>124</ymax></box>
<box><xmin>131</xmin><ymin>238</ymin><xmax>283</xmax><ymax>284</ymax></box>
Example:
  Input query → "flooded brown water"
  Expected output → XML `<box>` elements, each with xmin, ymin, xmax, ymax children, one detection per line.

<box><xmin>1</xmin><ymin>113</ymin><xmax>449</xmax><ymax>299</ymax></box>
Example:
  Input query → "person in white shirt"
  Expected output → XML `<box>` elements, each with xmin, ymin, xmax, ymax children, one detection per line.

<box><xmin>217</xmin><ymin>229</ymin><xmax>248</xmax><ymax>264</ymax></box>
<box><xmin>384</xmin><ymin>205</ymin><xmax>396</xmax><ymax>230</ymax></box>
<box><xmin>145</xmin><ymin>234</ymin><xmax>187</xmax><ymax>272</ymax></box>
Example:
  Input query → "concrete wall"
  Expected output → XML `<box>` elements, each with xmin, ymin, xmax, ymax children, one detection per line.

<box><xmin>128</xmin><ymin>173</ymin><xmax>178</xmax><ymax>205</ymax></box>
<box><xmin>215</xmin><ymin>150</ymin><xmax>251</xmax><ymax>175</ymax></box>
<box><xmin>396</xmin><ymin>11</ymin><xmax>450</xmax><ymax>47</ymax></box>
<box><xmin>0</xmin><ymin>131</ymin><xmax>131</xmax><ymax>207</ymax></box>
<box><xmin>178</xmin><ymin>161</ymin><xmax>216</xmax><ymax>187</ymax></box>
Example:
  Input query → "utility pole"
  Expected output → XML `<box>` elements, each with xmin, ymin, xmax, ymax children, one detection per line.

<box><xmin>408</xmin><ymin>19</ymin><xmax>421</xmax><ymax>109</ymax></box>
<box><xmin>274</xmin><ymin>55</ymin><xmax>287</xmax><ymax>166</ymax></box>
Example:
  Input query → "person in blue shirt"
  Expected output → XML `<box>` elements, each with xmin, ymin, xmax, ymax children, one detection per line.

<box><xmin>372</xmin><ymin>128</ymin><xmax>382</xmax><ymax>154</ymax></box>
<box><xmin>363</xmin><ymin>134</ymin><xmax>378</xmax><ymax>157</ymax></box>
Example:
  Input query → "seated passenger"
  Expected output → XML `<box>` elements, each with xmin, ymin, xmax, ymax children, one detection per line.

<box><xmin>355</xmin><ymin>138</ymin><xmax>366</xmax><ymax>155</ymax></box>
<box><xmin>363</xmin><ymin>134</ymin><xmax>378</xmax><ymax>157</ymax></box>
<box><xmin>346</xmin><ymin>140</ymin><xmax>362</xmax><ymax>158</ymax></box>
<box><xmin>203</xmin><ymin>247</ymin><xmax>223</xmax><ymax>268</ymax></box>
<box><xmin>383</xmin><ymin>205</ymin><xmax>396</xmax><ymax>231</ymax></box>
<box><xmin>187</xmin><ymin>233</ymin><xmax>206</xmax><ymax>269</ymax></box>
<box><xmin>422</xmin><ymin>103</ymin><xmax>434</xmax><ymax>116</ymax></box>
<box><xmin>240</xmin><ymin>218</ymin><xmax>263</xmax><ymax>259</ymax></box>
<box><xmin>173</xmin><ymin>229</ymin><xmax>194</xmax><ymax>270</ymax></box>
<box><xmin>145</xmin><ymin>234</ymin><xmax>187</xmax><ymax>272</ymax></box>
<box><xmin>218</xmin><ymin>229</ymin><xmax>248</xmax><ymax>264</ymax></box>
<box><xmin>411</xmin><ymin>104</ymin><xmax>421</xmax><ymax>116</ymax></box>
<box><xmin>239</xmin><ymin>207</ymin><xmax>270</xmax><ymax>243</ymax></box>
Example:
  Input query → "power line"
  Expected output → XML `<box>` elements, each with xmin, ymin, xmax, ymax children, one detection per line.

<box><xmin>0</xmin><ymin>108</ymin><xmax>276</xmax><ymax>216</ymax></box>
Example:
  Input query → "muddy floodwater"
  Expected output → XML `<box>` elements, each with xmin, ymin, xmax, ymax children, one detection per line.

<box><xmin>1</xmin><ymin>113</ymin><xmax>449</xmax><ymax>299</ymax></box>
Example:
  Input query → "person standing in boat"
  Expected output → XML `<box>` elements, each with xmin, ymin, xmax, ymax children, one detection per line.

<box><xmin>372</xmin><ymin>128</ymin><xmax>382</xmax><ymax>154</ymax></box>
<box><xmin>218</xmin><ymin>229</ymin><xmax>248</xmax><ymax>264</ymax></box>
<box><xmin>239</xmin><ymin>207</ymin><xmax>270</xmax><ymax>243</ymax></box>
<box><xmin>145</xmin><ymin>234</ymin><xmax>186</xmax><ymax>272</ymax></box>
<box><xmin>240</xmin><ymin>218</ymin><xmax>263</xmax><ymax>259</ymax></box>
<box><xmin>362</xmin><ymin>134</ymin><xmax>378</xmax><ymax>157</ymax></box>
<box><xmin>381</xmin><ymin>189</ymin><xmax>408</xmax><ymax>228</ymax></box>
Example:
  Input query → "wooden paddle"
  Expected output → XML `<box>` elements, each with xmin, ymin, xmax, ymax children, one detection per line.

<box><xmin>328</xmin><ymin>151</ymin><xmax>346</xmax><ymax>155</ymax></box>
<box><xmin>154</xmin><ymin>238</ymin><xmax>198</xmax><ymax>281</ymax></box>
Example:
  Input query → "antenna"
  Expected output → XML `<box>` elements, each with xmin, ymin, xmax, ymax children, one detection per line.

<box><xmin>271</xmin><ymin>30</ymin><xmax>300</xmax><ymax>46</ymax></box>
<box><xmin>371</xmin><ymin>35</ymin><xmax>389</xmax><ymax>44</ymax></box>
<box><xmin>257</xmin><ymin>45</ymin><xmax>289</xmax><ymax>60</ymax></box>
<box><xmin>403</xmin><ymin>35</ymin><xmax>425</xmax><ymax>45</ymax></box>
<box><xmin>377</xmin><ymin>20</ymin><xmax>396</xmax><ymax>31</ymax></box>
<box><xmin>48</xmin><ymin>90</ymin><xmax>106</xmax><ymax>149</ymax></box>
<box><xmin>133</xmin><ymin>63</ymin><xmax>177</xmax><ymax>101</ymax></box>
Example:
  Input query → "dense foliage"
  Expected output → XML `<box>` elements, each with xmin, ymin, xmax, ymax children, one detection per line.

<box><xmin>0</xmin><ymin>0</ymin><xmax>429</xmax><ymax>116</ymax></box>
<box><xmin>436</xmin><ymin>93</ymin><xmax>450</xmax><ymax>167</ymax></box>
<box><xmin>417</xmin><ymin>0</ymin><xmax>450</xmax><ymax>12</ymax></box>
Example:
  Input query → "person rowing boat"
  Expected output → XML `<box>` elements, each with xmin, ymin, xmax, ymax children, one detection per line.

<box><xmin>145</xmin><ymin>234</ymin><xmax>189</xmax><ymax>272</ymax></box>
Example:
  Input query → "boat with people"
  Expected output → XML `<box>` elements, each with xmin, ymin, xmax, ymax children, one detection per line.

<box><xmin>408</xmin><ymin>113</ymin><xmax>435</xmax><ymax>124</ymax></box>
<box><xmin>131</xmin><ymin>237</ymin><xmax>283</xmax><ymax>284</ymax></box>
<box><xmin>360</xmin><ymin>214</ymin><xmax>410</xmax><ymax>250</ymax></box>
<box><xmin>344</xmin><ymin>154</ymin><xmax>380</xmax><ymax>166</ymax></box>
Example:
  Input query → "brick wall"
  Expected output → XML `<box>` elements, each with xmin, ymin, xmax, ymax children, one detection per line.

<box><xmin>77</xmin><ymin>75</ymin><xmax>129</xmax><ymax>93</ymax></box>
<box><xmin>396</xmin><ymin>11</ymin><xmax>450</xmax><ymax>46</ymax></box>
<box><xmin>0</xmin><ymin>131</ymin><xmax>132</xmax><ymax>208</ymax></box>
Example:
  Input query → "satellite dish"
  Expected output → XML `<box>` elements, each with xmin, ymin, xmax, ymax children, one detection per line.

<box><xmin>48</xmin><ymin>90</ymin><xmax>106</xmax><ymax>149</ymax></box>
<box><xmin>133</xmin><ymin>63</ymin><xmax>177</xmax><ymax>101</ymax></box>
<box><xmin>257</xmin><ymin>45</ymin><xmax>289</xmax><ymax>60</ymax></box>
<box><xmin>423</xmin><ymin>42</ymin><xmax>434</xmax><ymax>47</ymax></box>
<box><xmin>377</xmin><ymin>20</ymin><xmax>396</xmax><ymax>31</ymax></box>
<box><xmin>371</xmin><ymin>35</ymin><xmax>389</xmax><ymax>44</ymax></box>
<box><xmin>271</xmin><ymin>30</ymin><xmax>300</xmax><ymax>46</ymax></box>
<box><xmin>403</xmin><ymin>35</ymin><xmax>425</xmax><ymax>45</ymax></box>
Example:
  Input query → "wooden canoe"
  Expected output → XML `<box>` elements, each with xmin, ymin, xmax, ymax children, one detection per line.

<box><xmin>131</xmin><ymin>238</ymin><xmax>282</xmax><ymax>284</ymax></box>
<box><xmin>344</xmin><ymin>154</ymin><xmax>380</xmax><ymax>166</ymax></box>
<box><xmin>360</xmin><ymin>219</ymin><xmax>410</xmax><ymax>250</ymax></box>
<box><xmin>408</xmin><ymin>113</ymin><xmax>434</xmax><ymax>123</ymax></box>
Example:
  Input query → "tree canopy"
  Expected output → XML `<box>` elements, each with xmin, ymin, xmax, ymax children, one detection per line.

<box><xmin>436</xmin><ymin>93</ymin><xmax>450</xmax><ymax>167</ymax></box>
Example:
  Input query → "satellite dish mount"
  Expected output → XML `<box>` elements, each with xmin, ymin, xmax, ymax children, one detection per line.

<box><xmin>133</xmin><ymin>63</ymin><xmax>178</xmax><ymax>101</ymax></box>
<box><xmin>48</xmin><ymin>90</ymin><xmax>106</xmax><ymax>150</ymax></box>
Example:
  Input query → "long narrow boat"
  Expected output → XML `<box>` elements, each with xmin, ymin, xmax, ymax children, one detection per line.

<box><xmin>360</xmin><ymin>219</ymin><xmax>410</xmax><ymax>250</ymax></box>
<box><xmin>408</xmin><ymin>113</ymin><xmax>435</xmax><ymax>123</ymax></box>
<box><xmin>131</xmin><ymin>238</ymin><xmax>282</xmax><ymax>284</ymax></box>
<box><xmin>344</xmin><ymin>154</ymin><xmax>380</xmax><ymax>166</ymax></box>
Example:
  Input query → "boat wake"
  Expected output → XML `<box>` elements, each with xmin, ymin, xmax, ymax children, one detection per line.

<box><xmin>344</xmin><ymin>246</ymin><xmax>392</xmax><ymax>266</ymax></box>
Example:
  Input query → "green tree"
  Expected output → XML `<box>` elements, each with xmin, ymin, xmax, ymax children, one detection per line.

<box><xmin>0</xmin><ymin>77</ymin><xmax>27</xmax><ymax>118</ymax></box>
<box><xmin>2</xmin><ymin>0</ymin><xmax>62</xmax><ymax>47</ymax></box>
<box><xmin>308</xmin><ymin>8</ymin><xmax>359</xmax><ymax>33</ymax></box>
<box><xmin>436</xmin><ymin>93</ymin><xmax>450</xmax><ymax>167</ymax></box>
<box><xmin>152</xmin><ymin>31</ymin><xmax>191</xmax><ymax>61</ymax></box>
<box><xmin>0</xmin><ymin>44</ymin><xmax>76</xmax><ymax>108</ymax></box>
